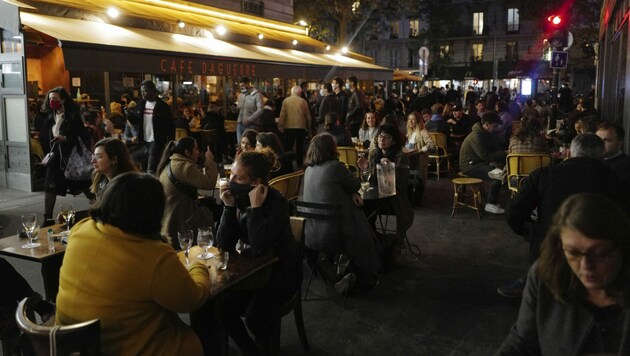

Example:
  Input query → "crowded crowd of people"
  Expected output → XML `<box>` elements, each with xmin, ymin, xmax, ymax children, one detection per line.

<box><xmin>5</xmin><ymin>75</ymin><xmax>629</xmax><ymax>355</ymax></box>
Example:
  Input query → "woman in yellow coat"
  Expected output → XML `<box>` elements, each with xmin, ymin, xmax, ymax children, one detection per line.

<box><xmin>56</xmin><ymin>172</ymin><xmax>211</xmax><ymax>355</ymax></box>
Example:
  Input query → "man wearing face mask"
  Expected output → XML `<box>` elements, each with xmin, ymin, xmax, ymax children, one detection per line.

<box><xmin>127</xmin><ymin>80</ymin><xmax>174</xmax><ymax>175</ymax></box>
<box><xmin>237</xmin><ymin>77</ymin><xmax>264</xmax><ymax>140</ymax></box>
<box><xmin>345</xmin><ymin>76</ymin><xmax>365</xmax><ymax>137</ymax></box>
<box><xmin>331</xmin><ymin>77</ymin><xmax>348</xmax><ymax>125</ymax></box>
<box><xmin>316</xmin><ymin>83</ymin><xmax>341</xmax><ymax>133</ymax></box>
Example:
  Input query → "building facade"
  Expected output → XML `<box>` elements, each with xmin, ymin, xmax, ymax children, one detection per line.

<box><xmin>196</xmin><ymin>0</ymin><xmax>294</xmax><ymax>24</ymax></box>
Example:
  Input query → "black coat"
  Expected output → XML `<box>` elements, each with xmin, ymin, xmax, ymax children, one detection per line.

<box><xmin>129</xmin><ymin>98</ymin><xmax>174</xmax><ymax>149</ymax></box>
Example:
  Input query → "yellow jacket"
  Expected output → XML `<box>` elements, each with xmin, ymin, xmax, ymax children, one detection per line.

<box><xmin>56</xmin><ymin>219</ymin><xmax>211</xmax><ymax>355</ymax></box>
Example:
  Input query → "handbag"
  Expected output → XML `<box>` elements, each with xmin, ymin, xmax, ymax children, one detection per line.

<box><xmin>64</xmin><ymin>138</ymin><xmax>93</xmax><ymax>181</ymax></box>
<box><xmin>41</xmin><ymin>143</ymin><xmax>58</xmax><ymax>167</ymax></box>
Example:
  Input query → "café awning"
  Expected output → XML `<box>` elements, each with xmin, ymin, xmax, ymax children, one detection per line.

<box><xmin>20</xmin><ymin>12</ymin><xmax>392</xmax><ymax>80</ymax></box>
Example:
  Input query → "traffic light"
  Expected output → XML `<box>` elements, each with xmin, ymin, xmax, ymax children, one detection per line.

<box><xmin>546</xmin><ymin>14</ymin><xmax>568</xmax><ymax>48</ymax></box>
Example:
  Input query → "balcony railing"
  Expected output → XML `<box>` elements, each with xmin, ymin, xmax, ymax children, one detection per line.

<box><xmin>241</xmin><ymin>0</ymin><xmax>264</xmax><ymax>17</ymax></box>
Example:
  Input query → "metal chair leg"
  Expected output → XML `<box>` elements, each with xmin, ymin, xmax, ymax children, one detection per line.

<box><xmin>293</xmin><ymin>291</ymin><xmax>310</xmax><ymax>353</ymax></box>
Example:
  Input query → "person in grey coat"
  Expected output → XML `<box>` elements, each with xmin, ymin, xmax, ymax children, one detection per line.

<box><xmin>303</xmin><ymin>134</ymin><xmax>380</xmax><ymax>287</ymax></box>
<box><xmin>497</xmin><ymin>193</ymin><xmax>630</xmax><ymax>355</ymax></box>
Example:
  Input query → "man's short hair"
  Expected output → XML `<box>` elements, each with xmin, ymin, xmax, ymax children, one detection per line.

<box><xmin>140</xmin><ymin>80</ymin><xmax>156</xmax><ymax>90</ymax></box>
<box><xmin>570</xmin><ymin>133</ymin><xmax>604</xmax><ymax>158</ymax></box>
<box><xmin>323</xmin><ymin>83</ymin><xmax>333</xmax><ymax>92</ymax></box>
<box><xmin>597</xmin><ymin>121</ymin><xmax>625</xmax><ymax>141</ymax></box>
<box><xmin>480</xmin><ymin>111</ymin><xmax>501</xmax><ymax>125</ymax></box>
<box><xmin>239</xmin><ymin>77</ymin><xmax>251</xmax><ymax>85</ymax></box>
<box><xmin>332</xmin><ymin>77</ymin><xmax>344</xmax><ymax>86</ymax></box>
<box><xmin>290</xmin><ymin>85</ymin><xmax>302</xmax><ymax>96</ymax></box>
<box><xmin>348</xmin><ymin>76</ymin><xmax>358</xmax><ymax>86</ymax></box>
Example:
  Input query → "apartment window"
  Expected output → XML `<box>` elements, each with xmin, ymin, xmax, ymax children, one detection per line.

<box><xmin>389</xmin><ymin>49</ymin><xmax>399</xmax><ymax>68</ymax></box>
<box><xmin>241</xmin><ymin>0</ymin><xmax>264</xmax><ymax>17</ymax></box>
<box><xmin>506</xmin><ymin>41</ymin><xmax>518</xmax><ymax>59</ymax></box>
<box><xmin>440</xmin><ymin>45</ymin><xmax>450</xmax><ymax>59</ymax></box>
<box><xmin>507</xmin><ymin>8</ymin><xmax>520</xmax><ymax>32</ymax></box>
<box><xmin>408</xmin><ymin>48</ymin><xmax>417</xmax><ymax>67</ymax></box>
<box><xmin>409</xmin><ymin>18</ymin><xmax>420</xmax><ymax>38</ymax></box>
<box><xmin>471</xmin><ymin>43</ymin><xmax>483</xmax><ymax>61</ymax></box>
<box><xmin>352</xmin><ymin>1</ymin><xmax>360</xmax><ymax>14</ymax></box>
<box><xmin>390</xmin><ymin>20</ymin><xmax>400</xmax><ymax>39</ymax></box>
<box><xmin>473</xmin><ymin>12</ymin><xmax>484</xmax><ymax>35</ymax></box>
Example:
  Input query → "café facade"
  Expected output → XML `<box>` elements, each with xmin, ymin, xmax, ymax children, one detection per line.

<box><xmin>0</xmin><ymin>0</ymin><xmax>392</xmax><ymax>191</ymax></box>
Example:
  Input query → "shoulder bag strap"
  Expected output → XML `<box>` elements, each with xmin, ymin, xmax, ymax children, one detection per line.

<box><xmin>167</xmin><ymin>162</ymin><xmax>198</xmax><ymax>199</ymax></box>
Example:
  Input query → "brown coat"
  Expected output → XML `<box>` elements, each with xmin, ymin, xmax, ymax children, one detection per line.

<box><xmin>159</xmin><ymin>154</ymin><xmax>218</xmax><ymax>242</ymax></box>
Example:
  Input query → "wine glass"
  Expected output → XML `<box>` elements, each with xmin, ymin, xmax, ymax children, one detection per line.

<box><xmin>21</xmin><ymin>213</ymin><xmax>41</xmax><ymax>248</ymax></box>
<box><xmin>196</xmin><ymin>227</ymin><xmax>214</xmax><ymax>260</ymax></box>
<box><xmin>178</xmin><ymin>230</ymin><xmax>193</xmax><ymax>266</ymax></box>
<box><xmin>59</xmin><ymin>202</ymin><xmax>74</xmax><ymax>236</ymax></box>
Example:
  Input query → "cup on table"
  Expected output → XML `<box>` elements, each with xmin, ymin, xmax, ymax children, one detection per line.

<box><xmin>216</xmin><ymin>251</ymin><xmax>229</xmax><ymax>270</ymax></box>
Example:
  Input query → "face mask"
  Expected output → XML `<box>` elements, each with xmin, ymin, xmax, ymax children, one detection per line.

<box><xmin>240</xmin><ymin>88</ymin><xmax>248</xmax><ymax>94</ymax></box>
<box><xmin>332</xmin><ymin>83</ymin><xmax>339</xmax><ymax>90</ymax></box>
<box><xmin>49</xmin><ymin>99</ymin><xmax>62</xmax><ymax>110</ymax></box>
<box><xmin>229</xmin><ymin>180</ymin><xmax>254</xmax><ymax>209</ymax></box>
<box><xmin>345</xmin><ymin>83</ymin><xmax>351</xmax><ymax>90</ymax></box>
<box><xmin>319</xmin><ymin>89</ymin><xmax>326</xmax><ymax>97</ymax></box>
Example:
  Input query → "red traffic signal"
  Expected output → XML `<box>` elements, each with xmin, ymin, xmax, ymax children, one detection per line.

<box><xmin>548</xmin><ymin>15</ymin><xmax>562</xmax><ymax>26</ymax></box>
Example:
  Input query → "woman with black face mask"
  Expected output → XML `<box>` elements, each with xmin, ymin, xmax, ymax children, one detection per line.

<box><xmin>216</xmin><ymin>148</ymin><xmax>301</xmax><ymax>355</ymax></box>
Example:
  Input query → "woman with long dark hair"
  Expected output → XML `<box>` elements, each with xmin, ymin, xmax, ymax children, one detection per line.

<box><xmin>90</xmin><ymin>138</ymin><xmax>138</xmax><ymax>200</ymax></box>
<box><xmin>256</xmin><ymin>131</ymin><xmax>293</xmax><ymax>178</ymax></box>
<box><xmin>56</xmin><ymin>172</ymin><xmax>211</xmax><ymax>355</ymax></box>
<box><xmin>157</xmin><ymin>137</ymin><xmax>218</xmax><ymax>248</ymax></box>
<box><xmin>40</xmin><ymin>86</ymin><xmax>93</xmax><ymax>225</ymax></box>
<box><xmin>498</xmin><ymin>193</ymin><xmax>630</xmax><ymax>354</ymax></box>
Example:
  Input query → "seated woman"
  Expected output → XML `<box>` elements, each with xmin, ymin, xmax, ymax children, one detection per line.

<box><xmin>497</xmin><ymin>193</ymin><xmax>630</xmax><ymax>355</ymax></box>
<box><xmin>508</xmin><ymin>117</ymin><xmax>549</xmax><ymax>154</ymax></box>
<box><xmin>56</xmin><ymin>172</ymin><xmax>211</xmax><ymax>355</ymax></box>
<box><xmin>322</xmin><ymin>112</ymin><xmax>352</xmax><ymax>147</ymax></box>
<box><xmin>157</xmin><ymin>137</ymin><xmax>218</xmax><ymax>248</ymax></box>
<box><xmin>90</xmin><ymin>138</ymin><xmax>138</xmax><ymax>200</ymax></box>
<box><xmin>256</xmin><ymin>131</ymin><xmax>293</xmax><ymax>178</ymax></box>
<box><xmin>216</xmin><ymin>149</ymin><xmax>301</xmax><ymax>355</ymax></box>
<box><xmin>303</xmin><ymin>134</ymin><xmax>380</xmax><ymax>290</ymax></box>
<box><xmin>237</xmin><ymin>128</ymin><xmax>257</xmax><ymax>157</ymax></box>
<box><xmin>358</xmin><ymin>112</ymin><xmax>380</xmax><ymax>148</ymax></box>
<box><xmin>358</xmin><ymin>124</ymin><xmax>414</xmax><ymax>247</ymax></box>
<box><xmin>403</xmin><ymin>111</ymin><xmax>434</xmax><ymax>153</ymax></box>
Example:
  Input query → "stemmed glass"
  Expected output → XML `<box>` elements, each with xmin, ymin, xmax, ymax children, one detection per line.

<box><xmin>59</xmin><ymin>202</ymin><xmax>74</xmax><ymax>236</ymax></box>
<box><xmin>178</xmin><ymin>230</ymin><xmax>193</xmax><ymax>266</ymax></box>
<box><xmin>196</xmin><ymin>227</ymin><xmax>214</xmax><ymax>260</ymax></box>
<box><xmin>21</xmin><ymin>213</ymin><xmax>40</xmax><ymax>248</ymax></box>
<box><xmin>361</xmin><ymin>166</ymin><xmax>373</xmax><ymax>192</ymax></box>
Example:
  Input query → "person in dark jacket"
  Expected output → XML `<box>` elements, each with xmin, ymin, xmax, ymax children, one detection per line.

<box><xmin>459</xmin><ymin>111</ymin><xmax>506</xmax><ymax>214</ymax></box>
<box><xmin>501</xmin><ymin>133</ymin><xmax>630</xmax><ymax>298</ymax></box>
<box><xmin>127</xmin><ymin>80</ymin><xmax>175</xmax><ymax>174</ymax></box>
<box><xmin>331</xmin><ymin>77</ymin><xmax>348</xmax><ymax>125</ymax></box>
<box><xmin>316</xmin><ymin>83</ymin><xmax>341</xmax><ymax>133</ymax></box>
<box><xmin>216</xmin><ymin>149</ymin><xmax>301</xmax><ymax>355</ymax></box>
<box><xmin>345</xmin><ymin>76</ymin><xmax>364</xmax><ymax>136</ymax></box>
<box><xmin>597</xmin><ymin>122</ymin><xmax>630</xmax><ymax>185</ymax></box>
<box><xmin>322</xmin><ymin>112</ymin><xmax>352</xmax><ymax>147</ymax></box>
<box><xmin>40</xmin><ymin>86</ymin><xmax>94</xmax><ymax>225</ymax></box>
<box><xmin>497</xmin><ymin>193</ymin><xmax>630</xmax><ymax>355</ymax></box>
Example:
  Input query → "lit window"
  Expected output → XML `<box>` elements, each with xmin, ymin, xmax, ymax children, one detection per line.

<box><xmin>352</xmin><ymin>1</ymin><xmax>360</xmax><ymax>14</ymax></box>
<box><xmin>473</xmin><ymin>12</ymin><xmax>484</xmax><ymax>35</ymax></box>
<box><xmin>440</xmin><ymin>45</ymin><xmax>450</xmax><ymax>59</ymax></box>
<box><xmin>472</xmin><ymin>43</ymin><xmax>483</xmax><ymax>61</ymax></box>
<box><xmin>409</xmin><ymin>18</ymin><xmax>420</xmax><ymax>38</ymax></box>
<box><xmin>507</xmin><ymin>8</ymin><xmax>520</xmax><ymax>32</ymax></box>
<box><xmin>506</xmin><ymin>41</ymin><xmax>518</xmax><ymax>59</ymax></box>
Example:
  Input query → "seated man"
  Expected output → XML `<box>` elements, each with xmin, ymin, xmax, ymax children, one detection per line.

<box><xmin>596</xmin><ymin>121</ymin><xmax>630</xmax><ymax>185</ymax></box>
<box><xmin>459</xmin><ymin>111</ymin><xmax>506</xmax><ymax>214</ymax></box>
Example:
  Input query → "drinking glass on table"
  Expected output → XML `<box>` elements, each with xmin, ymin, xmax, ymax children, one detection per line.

<box><xmin>196</xmin><ymin>227</ymin><xmax>214</xmax><ymax>260</ymax></box>
<box><xmin>59</xmin><ymin>202</ymin><xmax>74</xmax><ymax>236</ymax></box>
<box><xmin>178</xmin><ymin>230</ymin><xmax>193</xmax><ymax>266</ymax></box>
<box><xmin>21</xmin><ymin>213</ymin><xmax>41</xmax><ymax>248</ymax></box>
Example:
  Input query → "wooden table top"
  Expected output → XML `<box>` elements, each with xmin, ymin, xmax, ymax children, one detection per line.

<box><xmin>179</xmin><ymin>246</ymin><xmax>277</xmax><ymax>298</ymax></box>
<box><xmin>0</xmin><ymin>224</ymin><xmax>67</xmax><ymax>262</ymax></box>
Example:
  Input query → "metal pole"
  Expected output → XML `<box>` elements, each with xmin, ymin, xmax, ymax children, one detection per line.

<box><xmin>549</xmin><ymin>67</ymin><xmax>560</xmax><ymax>130</ymax></box>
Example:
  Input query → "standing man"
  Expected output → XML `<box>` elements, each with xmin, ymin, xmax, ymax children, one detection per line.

<box><xmin>278</xmin><ymin>85</ymin><xmax>312</xmax><ymax>167</ymax></box>
<box><xmin>345</xmin><ymin>76</ymin><xmax>364</xmax><ymax>137</ymax></box>
<box><xmin>237</xmin><ymin>77</ymin><xmax>264</xmax><ymax>140</ymax></box>
<box><xmin>128</xmin><ymin>80</ymin><xmax>174</xmax><ymax>175</ymax></box>
<box><xmin>596</xmin><ymin>122</ymin><xmax>630</xmax><ymax>185</ymax></box>
<box><xmin>316</xmin><ymin>83</ymin><xmax>341</xmax><ymax>133</ymax></box>
<box><xmin>331</xmin><ymin>77</ymin><xmax>348</xmax><ymax>125</ymax></box>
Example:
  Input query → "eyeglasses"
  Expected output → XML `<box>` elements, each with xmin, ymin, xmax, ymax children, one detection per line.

<box><xmin>563</xmin><ymin>247</ymin><xmax>617</xmax><ymax>264</ymax></box>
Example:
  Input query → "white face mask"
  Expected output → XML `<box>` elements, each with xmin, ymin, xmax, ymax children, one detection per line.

<box><xmin>345</xmin><ymin>83</ymin><xmax>351</xmax><ymax>90</ymax></box>
<box><xmin>319</xmin><ymin>89</ymin><xmax>326</xmax><ymax>97</ymax></box>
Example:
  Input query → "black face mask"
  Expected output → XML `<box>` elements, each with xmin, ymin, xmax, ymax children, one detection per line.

<box><xmin>229</xmin><ymin>181</ymin><xmax>254</xmax><ymax>209</ymax></box>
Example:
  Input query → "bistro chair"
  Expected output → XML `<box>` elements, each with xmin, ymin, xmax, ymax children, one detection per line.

<box><xmin>16</xmin><ymin>295</ymin><xmax>101</xmax><ymax>356</ymax></box>
<box><xmin>407</xmin><ymin>151</ymin><xmax>429</xmax><ymax>205</ymax></box>
<box><xmin>336</xmin><ymin>146</ymin><xmax>360</xmax><ymax>177</ymax></box>
<box><xmin>428</xmin><ymin>132</ymin><xmax>452</xmax><ymax>181</ymax></box>
<box><xmin>269</xmin><ymin>171</ymin><xmax>304</xmax><ymax>201</ymax></box>
<box><xmin>269</xmin><ymin>217</ymin><xmax>310</xmax><ymax>355</ymax></box>
<box><xmin>295</xmin><ymin>201</ymin><xmax>352</xmax><ymax>308</ymax></box>
<box><xmin>506</xmin><ymin>153</ymin><xmax>552</xmax><ymax>196</ymax></box>
<box><xmin>175</xmin><ymin>128</ymin><xmax>188</xmax><ymax>140</ymax></box>
<box><xmin>451</xmin><ymin>177</ymin><xmax>485</xmax><ymax>220</ymax></box>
